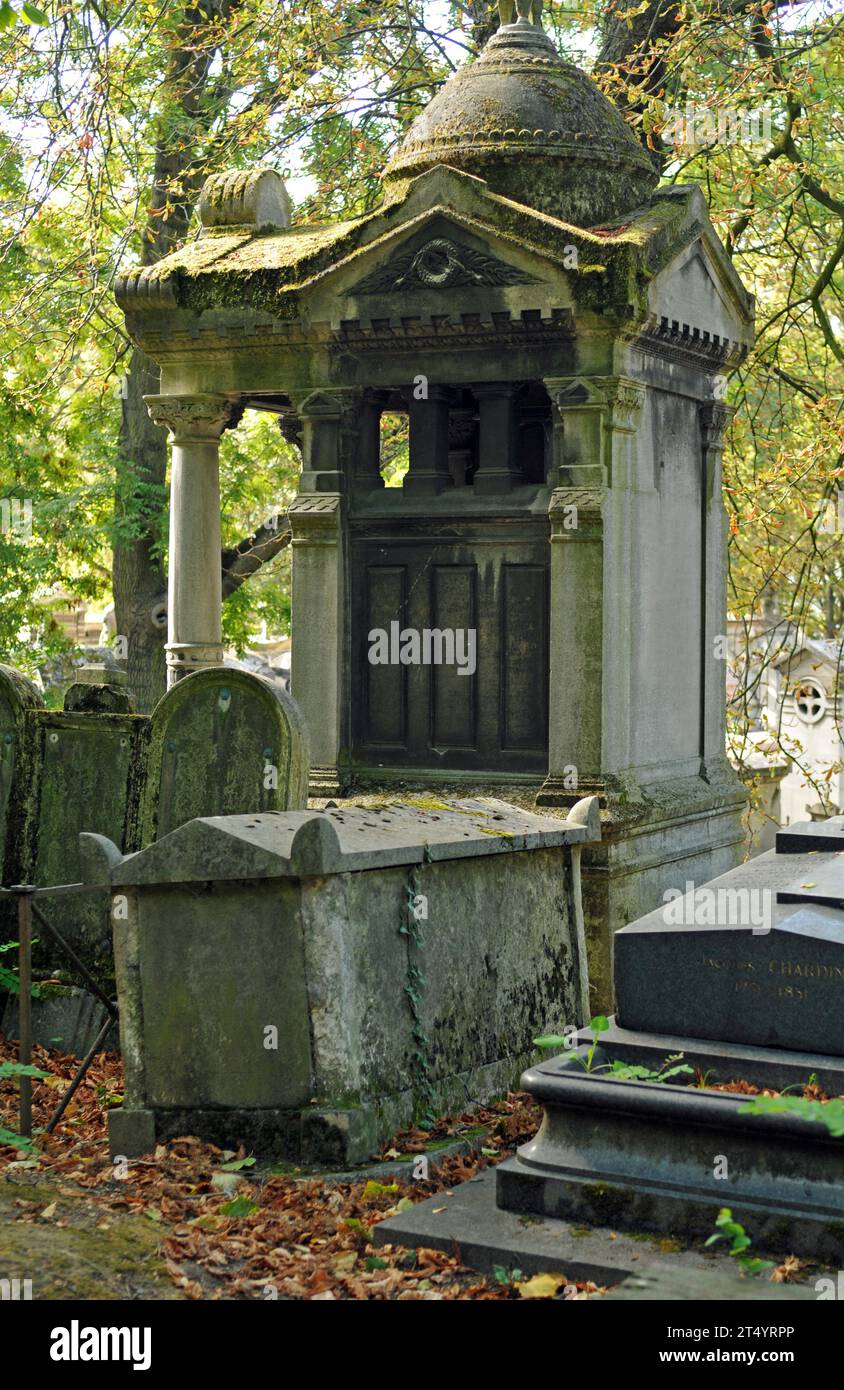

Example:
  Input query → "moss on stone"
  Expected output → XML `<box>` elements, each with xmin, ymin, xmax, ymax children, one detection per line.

<box><xmin>0</xmin><ymin>1178</ymin><xmax>180</xmax><ymax>1300</ymax></box>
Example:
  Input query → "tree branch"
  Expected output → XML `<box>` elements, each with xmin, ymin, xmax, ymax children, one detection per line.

<box><xmin>221</xmin><ymin>515</ymin><xmax>292</xmax><ymax>599</ymax></box>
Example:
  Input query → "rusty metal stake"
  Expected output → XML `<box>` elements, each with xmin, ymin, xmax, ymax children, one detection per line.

<box><xmin>13</xmin><ymin>886</ymin><xmax>35</xmax><ymax>1139</ymax></box>
<box><xmin>45</xmin><ymin>1012</ymin><xmax>113</xmax><ymax>1135</ymax></box>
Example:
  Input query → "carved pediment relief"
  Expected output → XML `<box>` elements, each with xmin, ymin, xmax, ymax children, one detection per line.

<box><xmin>351</xmin><ymin>235</ymin><xmax>539</xmax><ymax>295</ymax></box>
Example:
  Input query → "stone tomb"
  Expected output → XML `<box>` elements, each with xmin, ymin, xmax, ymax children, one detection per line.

<box><xmin>116</xmin><ymin>4</ymin><xmax>755</xmax><ymax>1009</ymax></box>
<box><xmin>493</xmin><ymin>818</ymin><xmax>844</xmax><ymax>1259</ymax></box>
<box><xmin>94</xmin><ymin>795</ymin><xmax>599</xmax><ymax>1164</ymax></box>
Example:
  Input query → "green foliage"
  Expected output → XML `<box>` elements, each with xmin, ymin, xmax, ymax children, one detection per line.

<box><xmin>744</xmin><ymin>1092</ymin><xmax>844</xmax><ymax>1137</ymax></box>
<box><xmin>0</xmin><ymin>1058</ymin><xmax>48</xmax><ymax>1152</ymax></box>
<box><xmin>607</xmin><ymin>1054</ymin><xmax>694</xmax><ymax>1084</ymax></box>
<box><xmin>0</xmin><ymin>0</ymin><xmax>839</xmax><ymax>711</ymax></box>
<box><xmin>705</xmin><ymin>1207</ymin><xmax>774</xmax><ymax>1276</ymax></box>
<box><xmin>0</xmin><ymin>1060</ymin><xmax>48</xmax><ymax>1080</ymax></box>
<box><xmin>0</xmin><ymin>939</ymin><xmax>41</xmax><ymax>996</ymax></box>
<box><xmin>218</xmin><ymin>1195</ymin><xmax>260</xmax><ymax>1218</ymax></box>
<box><xmin>535</xmin><ymin>1015</ymin><xmax>692</xmax><ymax>1083</ymax></box>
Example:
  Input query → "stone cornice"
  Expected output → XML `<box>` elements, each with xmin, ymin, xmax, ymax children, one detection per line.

<box><xmin>128</xmin><ymin>307</ymin><xmax>577</xmax><ymax>364</ymax></box>
<box><xmin>633</xmin><ymin>314</ymin><xmax>747</xmax><ymax>371</ymax></box>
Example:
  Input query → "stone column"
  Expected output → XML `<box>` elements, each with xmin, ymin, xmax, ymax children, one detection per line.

<box><xmin>699</xmin><ymin>400</ymin><xmax>736</xmax><ymax>778</ymax></box>
<box><xmin>287</xmin><ymin>387</ymin><xmax>359</xmax><ymax>795</ymax></box>
<box><xmin>473</xmin><ymin>383</ymin><xmax>520</xmax><ymax>493</ymax></box>
<box><xmin>403</xmin><ymin>385</ymin><xmax>452</xmax><ymax>496</ymax></box>
<box><xmin>145</xmin><ymin>393</ymin><xmax>238</xmax><ymax>686</ymax></box>
<box><xmin>355</xmin><ymin>389</ymin><xmax>387</xmax><ymax>493</ymax></box>
<box><xmin>447</xmin><ymin>406</ymin><xmax>476</xmax><ymax>487</ymax></box>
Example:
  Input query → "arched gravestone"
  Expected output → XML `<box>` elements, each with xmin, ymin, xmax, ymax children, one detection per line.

<box><xmin>137</xmin><ymin>667</ymin><xmax>309</xmax><ymax>846</ymax></box>
<box><xmin>0</xmin><ymin>663</ymin><xmax>44</xmax><ymax>880</ymax></box>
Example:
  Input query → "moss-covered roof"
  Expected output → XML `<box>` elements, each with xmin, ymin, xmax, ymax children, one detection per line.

<box><xmin>115</xmin><ymin>162</ymin><xmax>697</xmax><ymax>326</ymax></box>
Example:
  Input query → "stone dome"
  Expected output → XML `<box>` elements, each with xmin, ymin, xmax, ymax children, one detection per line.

<box><xmin>383</xmin><ymin>11</ymin><xmax>658</xmax><ymax>227</ymax></box>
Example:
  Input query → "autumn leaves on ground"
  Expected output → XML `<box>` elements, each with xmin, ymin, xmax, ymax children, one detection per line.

<box><xmin>0</xmin><ymin>1034</ymin><xmax>605</xmax><ymax>1301</ymax></box>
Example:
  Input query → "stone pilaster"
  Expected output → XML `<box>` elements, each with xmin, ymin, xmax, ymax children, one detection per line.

<box><xmin>292</xmin><ymin>388</ymin><xmax>363</xmax><ymax>494</ymax></box>
<box><xmin>597</xmin><ymin>377</ymin><xmax>646</xmax><ymax>781</ymax></box>
<box><xmin>288</xmin><ymin>493</ymin><xmax>348</xmax><ymax>795</ymax></box>
<box><xmin>700</xmin><ymin>400</ymin><xmax>737</xmax><ymax>778</ymax></box>
<box><xmin>144</xmin><ymin>393</ymin><xmax>239</xmax><ymax>686</ymax></box>
<box><xmin>539</xmin><ymin>376</ymin><xmax>642</xmax><ymax>807</ymax></box>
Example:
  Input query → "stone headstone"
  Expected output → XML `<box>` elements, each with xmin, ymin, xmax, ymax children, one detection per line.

<box><xmin>2</xmin><ymin>985</ymin><xmax>117</xmax><ymax>1056</ymax></box>
<box><xmin>614</xmin><ymin>849</ymin><xmax>844</xmax><ymax>1055</ymax></box>
<box><xmin>136</xmin><ymin>666</ymin><xmax>309</xmax><ymax>846</ymax></box>
<box><xmin>0</xmin><ymin>663</ymin><xmax>43</xmax><ymax>879</ymax></box>
<box><xmin>25</xmin><ymin>707</ymin><xmax>147</xmax><ymax>984</ymax></box>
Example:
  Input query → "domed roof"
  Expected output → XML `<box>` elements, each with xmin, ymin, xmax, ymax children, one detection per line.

<box><xmin>384</xmin><ymin>6</ymin><xmax>658</xmax><ymax>227</ymax></box>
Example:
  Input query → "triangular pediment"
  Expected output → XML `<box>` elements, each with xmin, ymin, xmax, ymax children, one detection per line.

<box><xmin>350</xmin><ymin>230</ymin><xmax>540</xmax><ymax>295</ymax></box>
<box><xmin>647</xmin><ymin>190</ymin><xmax>754</xmax><ymax>346</ymax></box>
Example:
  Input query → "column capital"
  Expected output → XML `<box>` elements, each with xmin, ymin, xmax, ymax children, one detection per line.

<box><xmin>544</xmin><ymin>375</ymin><xmax>645</xmax><ymax>432</ymax></box>
<box><xmin>699</xmin><ymin>400</ymin><xmax>736</xmax><ymax>452</ymax></box>
<box><xmin>145</xmin><ymin>393</ymin><xmax>240</xmax><ymax>441</ymax></box>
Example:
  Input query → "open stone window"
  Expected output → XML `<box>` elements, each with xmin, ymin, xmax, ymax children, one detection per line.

<box><xmin>794</xmin><ymin>679</ymin><xmax>827</xmax><ymax>724</ymax></box>
<box><xmin>378</xmin><ymin>409</ymin><xmax>410</xmax><ymax>488</ymax></box>
<box><xmin>369</xmin><ymin>383</ymin><xmax>549</xmax><ymax>495</ymax></box>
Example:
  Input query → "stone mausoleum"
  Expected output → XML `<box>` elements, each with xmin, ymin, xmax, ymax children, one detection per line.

<box><xmin>116</xmin><ymin>1</ymin><xmax>755</xmax><ymax>1000</ymax></box>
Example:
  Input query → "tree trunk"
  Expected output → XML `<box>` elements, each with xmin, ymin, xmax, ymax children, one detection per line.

<box><xmin>114</xmin><ymin>348</ymin><xmax>169</xmax><ymax>712</ymax></box>
<box><xmin>112</xmin><ymin>3</ymin><xmax>230</xmax><ymax>711</ymax></box>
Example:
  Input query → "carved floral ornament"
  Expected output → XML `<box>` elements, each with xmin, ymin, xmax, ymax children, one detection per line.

<box><xmin>144</xmin><ymin>393</ymin><xmax>241</xmax><ymax>441</ymax></box>
<box><xmin>699</xmin><ymin>400</ymin><xmax>736</xmax><ymax>451</ymax></box>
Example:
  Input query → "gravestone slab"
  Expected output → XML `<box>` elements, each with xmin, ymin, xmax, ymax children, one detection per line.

<box><xmin>775</xmin><ymin>816</ymin><xmax>844</xmax><ymax>853</ymax></box>
<box><xmin>23</xmin><ymin>708</ymin><xmax>146</xmax><ymax>986</ymax></box>
<box><xmin>777</xmin><ymin>857</ymin><xmax>844</xmax><ymax>910</ymax></box>
<box><xmin>613</xmin><ymin>848</ymin><xmax>844</xmax><ymax>1054</ymax></box>
<box><xmin>136</xmin><ymin>666</ymin><xmax>309</xmax><ymax>846</ymax></box>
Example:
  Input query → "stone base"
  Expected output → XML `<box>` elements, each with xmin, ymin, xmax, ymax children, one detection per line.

<box><xmin>499</xmin><ymin>1031</ymin><xmax>844</xmax><ymax>1262</ymax></box>
<box><xmin>108</xmin><ymin>1051</ymin><xmax>535</xmax><ymax>1165</ymax></box>
<box><xmin>108</xmin><ymin>1104</ymin><xmax>377</xmax><ymax>1165</ymax></box>
<box><xmin>538</xmin><ymin>769</ymin><xmax>747</xmax><ymax>1010</ymax></box>
<box><xmin>307</xmin><ymin>763</ymin><xmax>349</xmax><ymax>797</ymax></box>
<box><xmin>373</xmin><ymin>1167</ymin><xmax>816</xmax><ymax>1296</ymax></box>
